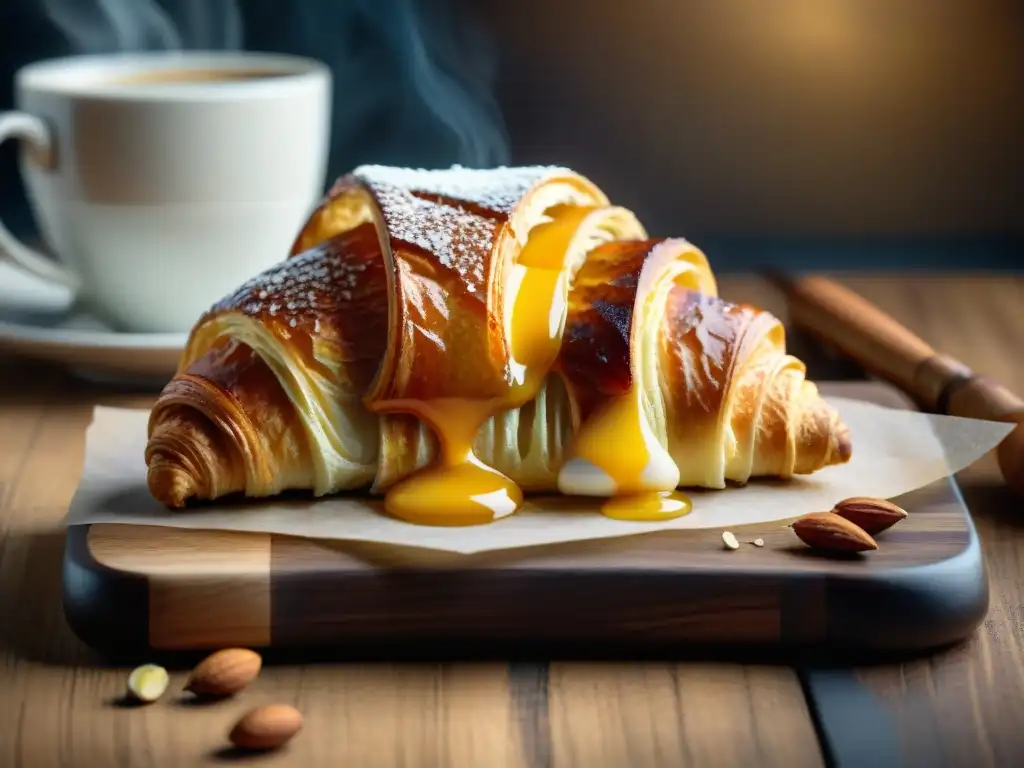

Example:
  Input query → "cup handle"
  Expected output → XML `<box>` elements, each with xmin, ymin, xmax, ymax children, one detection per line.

<box><xmin>0</xmin><ymin>111</ymin><xmax>79</xmax><ymax>289</ymax></box>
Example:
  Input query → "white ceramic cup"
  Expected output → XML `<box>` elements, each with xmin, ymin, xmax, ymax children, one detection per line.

<box><xmin>0</xmin><ymin>52</ymin><xmax>331</xmax><ymax>333</ymax></box>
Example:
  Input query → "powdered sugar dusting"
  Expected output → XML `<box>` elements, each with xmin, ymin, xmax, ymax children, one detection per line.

<box><xmin>208</xmin><ymin>227</ymin><xmax>383</xmax><ymax>327</ymax></box>
<box><xmin>355</xmin><ymin>164</ymin><xmax>568</xmax><ymax>216</ymax></box>
<box><xmin>369</xmin><ymin>181</ymin><xmax>496</xmax><ymax>294</ymax></box>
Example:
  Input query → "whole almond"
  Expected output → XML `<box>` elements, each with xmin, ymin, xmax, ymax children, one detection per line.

<box><xmin>832</xmin><ymin>497</ymin><xmax>908</xmax><ymax>534</ymax></box>
<box><xmin>184</xmin><ymin>648</ymin><xmax>262</xmax><ymax>697</ymax></box>
<box><xmin>229</xmin><ymin>704</ymin><xmax>303</xmax><ymax>750</ymax></box>
<box><xmin>791</xmin><ymin>511</ymin><xmax>878</xmax><ymax>553</ymax></box>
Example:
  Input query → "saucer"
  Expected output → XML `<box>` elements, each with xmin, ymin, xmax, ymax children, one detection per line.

<box><xmin>0</xmin><ymin>262</ymin><xmax>186</xmax><ymax>385</ymax></box>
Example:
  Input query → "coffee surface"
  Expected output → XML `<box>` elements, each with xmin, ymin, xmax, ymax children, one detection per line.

<box><xmin>108</xmin><ymin>69</ymin><xmax>289</xmax><ymax>86</ymax></box>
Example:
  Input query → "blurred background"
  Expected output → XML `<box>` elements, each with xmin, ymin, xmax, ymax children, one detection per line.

<box><xmin>1</xmin><ymin>0</ymin><xmax>1021</xmax><ymax>271</ymax></box>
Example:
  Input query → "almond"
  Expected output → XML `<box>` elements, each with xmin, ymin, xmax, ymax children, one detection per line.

<box><xmin>791</xmin><ymin>511</ymin><xmax>878</xmax><ymax>553</ymax></box>
<box><xmin>229</xmin><ymin>704</ymin><xmax>303</xmax><ymax>750</ymax></box>
<box><xmin>184</xmin><ymin>648</ymin><xmax>262</xmax><ymax>697</ymax></box>
<box><xmin>832</xmin><ymin>497</ymin><xmax>908</xmax><ymax>534</ymax></box>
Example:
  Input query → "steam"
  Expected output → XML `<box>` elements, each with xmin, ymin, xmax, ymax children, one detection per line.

<box><xmin>41</xmin><ymin>0</ymin><xmax>241</xmax><ymax>52</ymax></box>
<box><xmin>397</xmin><ymin>0</ymin><xmax>510</xmax><ymax>167</ymax></box>
<box><xmin>40</xmin><ymin>0</ymin><xmax>509</xmax><ymax>168</ymax></box>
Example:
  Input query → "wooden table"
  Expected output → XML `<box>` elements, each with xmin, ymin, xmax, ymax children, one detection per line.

<box><xmin>1</xmin><ymin>273</ymin><xmax>1022</xmax><ymax>767</ymax></box>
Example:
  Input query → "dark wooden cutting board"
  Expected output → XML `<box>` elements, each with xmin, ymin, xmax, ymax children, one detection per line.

<box><xmin>61</xmin><ymin>381</ymin><xmax>988</xmax><ymax>658</ymax></box>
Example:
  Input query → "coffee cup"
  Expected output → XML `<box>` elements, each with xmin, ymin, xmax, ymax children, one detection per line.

<box><xmin>0</xmin><ymin>51</ymin><xmax>331</xmax><ymax>333</ymax></box>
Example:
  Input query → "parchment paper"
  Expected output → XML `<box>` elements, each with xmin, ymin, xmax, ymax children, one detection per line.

<box><xmin>65</xmin><ymin>398</ymin><xmax>1013</xmax><ymax>554</ymax></box>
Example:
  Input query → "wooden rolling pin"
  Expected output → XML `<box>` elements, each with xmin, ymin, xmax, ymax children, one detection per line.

<box><xmin>770</xmin><ymin>273</ymin><xmax>1024</xmax><ymax>496</ymax></box>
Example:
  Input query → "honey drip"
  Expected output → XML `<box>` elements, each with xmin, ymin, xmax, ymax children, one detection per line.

<box><xmin>383</xmin><ymin>209</ymin><xmax>595</xmax><ymax>526</ymax></box>
<box><xmin>601</xmin><ymin>491</ymin><xmax>692</xmax><ymax>522</ymax></box>
<box><xmin>383</xmin><ymin>398</ymin><xmax>522</xmax><ymax>526</ymax></box>
<box><xmin>561</xmin><ymin>387</ymin><xmax>690</xmax><ymax>521</ymax></box>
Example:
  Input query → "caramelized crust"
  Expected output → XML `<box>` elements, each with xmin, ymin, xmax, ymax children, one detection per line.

<box><xmin>559</xmin><ymin>240</ymin><xmax>655</xmax><ymax>403</ymax></box>
<box><xmin>187</xmin><ymin>222</ymin><xmax>388</xmax><ymax>393</ymax></box>
<box><xmin>559</xmin><ymin>238</ymin><xmax>718</xmax><ymax>423</ymax></box>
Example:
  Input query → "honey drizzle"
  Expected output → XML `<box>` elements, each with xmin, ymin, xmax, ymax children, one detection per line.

<box><xmin>383</xmin><ymin>209</ymin><xmax>595</xmax><ymax>526</ymax></box>
<box><xmin>382</xmin><ymin>397</ymin><xmax>521</xmax><ymax>526</ymax></box>
<box><xmin>563</xmin><ymin>385</ymin><xmax>690</xmax><ymax>522</ymax></box>
<box><xmin>601</xmin><ymin>491</ymin><xmax>693</xmax><ymax>521</ymax></box>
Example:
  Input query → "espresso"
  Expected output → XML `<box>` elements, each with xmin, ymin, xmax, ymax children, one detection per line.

<box><xmin>109</xmin><ymin>69</ymin><xmax>289</xmax><ymax>86</ymax></box>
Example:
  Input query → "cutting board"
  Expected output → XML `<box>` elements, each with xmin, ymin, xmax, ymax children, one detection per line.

<box><xmin>61</xmin><ymin>381</ymin><xmax>988</xmax><ymax>658</ymax></box>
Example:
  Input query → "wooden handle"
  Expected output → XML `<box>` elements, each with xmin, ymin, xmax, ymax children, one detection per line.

<box><xmin>770</xmin><ymin>273</ymin><xmax>1024</xmax><ymax>496</ymax></box>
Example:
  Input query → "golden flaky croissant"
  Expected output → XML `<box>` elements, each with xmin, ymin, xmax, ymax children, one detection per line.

<box><xmin>146</xmin><ymin>164</ymin><xmax>851</xmax><ymax>525</ymax></box>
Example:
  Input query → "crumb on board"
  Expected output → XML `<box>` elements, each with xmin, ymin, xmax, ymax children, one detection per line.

<box><xmin>721</xmin><ymin>531</ymin><xmax>740</xmax><ymax>550</ymax></box>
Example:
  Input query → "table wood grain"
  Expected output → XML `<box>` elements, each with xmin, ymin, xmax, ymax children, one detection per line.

<box><xmin>727</xmin><ymin>273</ymin><xmax>1024</xmax><ymax>767</ymax></box>
<box><xmin>1</xmin><ymin>273</ymin><xmax>1021</xmax><ymax>767</ymax></box>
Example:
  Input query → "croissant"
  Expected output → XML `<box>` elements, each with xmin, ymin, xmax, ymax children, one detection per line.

<box><xmin>146</xmin><ymin>165</ymin><xmax>851</xmax><ymax>525</ymax></box>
